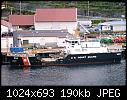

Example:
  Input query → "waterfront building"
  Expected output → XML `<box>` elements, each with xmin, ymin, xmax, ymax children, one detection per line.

<box><xmin>12</xmin><ymin>30</ymin><xmax>72</xmax><ymax>48</ymax></box>
<box><xmin>9</xmin><ymin>8</ymin><xmax>77</xmax><ymax>34</ymax></box>
<box><xmin>9</xmin><ymin>15</ymin><xmax>34</xmax><ymax>31</ymax></box>
<box><xmin>97</xmin><ymin>20</ymin><xmax>126</xmax><ymax>32</ymax></box>
<box><xmin>1</xmin><ymin>20</ymin><xmax>13</xmax><ymax>34</ymax></box>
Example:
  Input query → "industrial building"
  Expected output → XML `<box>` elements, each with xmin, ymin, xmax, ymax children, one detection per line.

<box><xmin>97</xmin><ymin>20</ymin><xmax>126</xmax><ymax>32</ymax></box>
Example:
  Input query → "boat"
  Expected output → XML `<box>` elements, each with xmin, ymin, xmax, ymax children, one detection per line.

<box><xmin>2</xmin><ymin>36</ymin><xmax>122</xmax><ymax>67</ymax></box>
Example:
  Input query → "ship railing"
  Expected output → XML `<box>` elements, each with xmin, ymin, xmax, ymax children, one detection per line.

<box><xmin>41</xmin><ymin>58</ymin><xmax>58</xmax><ymax>62</ymax></box>
<box><xmin>107</xmin><ymin>48</ymin><xmax>123</xmax><ymax>52</ymax></box>
<box><xmin>7</xmin><ymin>52</ymin><xmax>35</xmax><ymax>57</ymax></box>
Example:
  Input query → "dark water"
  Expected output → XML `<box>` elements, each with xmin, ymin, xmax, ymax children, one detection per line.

<box><xmin>1</xmin><ymin>60</ymin><xmax>126</xmax><ymax>86</ymax></box>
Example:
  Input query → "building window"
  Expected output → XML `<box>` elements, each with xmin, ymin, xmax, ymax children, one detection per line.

<box><xmin>23</xmin><ymin>40</ymin><xmax>29</xmax><ymax>45</ymax></box>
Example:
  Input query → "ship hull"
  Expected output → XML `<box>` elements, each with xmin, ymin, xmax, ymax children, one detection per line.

<box><xmin>3</xmin><ymin>52</ymin><xmax>122</xmax><ymax>67</ymax></box>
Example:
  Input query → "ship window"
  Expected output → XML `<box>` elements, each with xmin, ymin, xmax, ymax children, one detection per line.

<box><xmin>75</xmin><ymin>41</ymin><xmax>78</xmax><ymax>43</ymax></box>
<box><xmin>72</xmin><ymin>41</ymin><xmax>78</xmax><ymax>43</ymax></box>
<box><xmin>71</xmin><ymin>41</ymin><xmax>78</xmax><ymax>45</ymax></box>
<box><xmin>72</xmin><ymin>41</ymin><xmax>75</xmax><ymax>44</ymax></box>
<box><xmin>23</xmin><ymin>40</ymin><xmax>29</xmax><ymax>45</ymax></box>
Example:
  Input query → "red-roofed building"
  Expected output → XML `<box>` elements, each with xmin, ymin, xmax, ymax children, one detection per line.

<box><xmin>8</xmin><ymin>8</ymin><xmax>77</xmax><ymax>34</ymax></box>
<box><xmin>34</xmin><ymin>8</ymin><xmax>77</xmax><ymax>34</ymax></box>
<box><xmin>1</xmin><ymin>20</ymin><xmax>13</xmax><ymax>34</ymax></box>
<box><xmin>9</xmin><ymin>15</ymin><xmax>34</xmax><ymax>31</ymax></box>
<box><xmin>35</xmin><ymin>8</ymin><xmax>77</xmax><ymax>22</ymax></box>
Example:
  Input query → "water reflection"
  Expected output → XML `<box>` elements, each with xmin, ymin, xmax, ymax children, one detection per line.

<box><xmin>1</xmin><ymin>60</ymin><xmax>126</xmax><ymax>86</ymax></box>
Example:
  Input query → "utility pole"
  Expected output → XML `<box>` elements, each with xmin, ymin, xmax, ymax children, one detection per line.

<box><xmin>11</xmin><ymin>7</ymin><xmax>12</xmax><ymax>15</ymax></box>
<box><xmin>88</xmin><ymin>1</ymin><xmax>90</xmax><ymax>20</ymax></box>
<box><xmin>20</xmin><ymin>1</ymin><xmax>21</xmax><ymax>15</ymax></box>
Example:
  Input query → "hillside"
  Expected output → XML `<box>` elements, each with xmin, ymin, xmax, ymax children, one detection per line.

<box><xmin>2</xmin><ymin>1</ymin><xmax>125</xmax><ymax>20</ymax></box>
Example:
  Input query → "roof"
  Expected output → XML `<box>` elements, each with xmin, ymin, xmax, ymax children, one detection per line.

<box><xmin>13</xmin><ymin>30</ymin><xmax>72</xmax><ymax>38</ymax></box>
<box><xmin>9</xmin><ymin>15</ymin><xmax>34</xmax><ymax>25</ymax></box>
<box><xmin>1</xmin><ymin>20</ymin><xmax>12</xmax><ymax>27</ymax></box>
<box><xmin>98</xmin><ymin>21</ymin><xmax>126</xmax><ymax>26</ymax></box>
<box><xmin>35</xmin><ymin>8</ymin><xmax>77</xmax><ymax>22</ymax></box>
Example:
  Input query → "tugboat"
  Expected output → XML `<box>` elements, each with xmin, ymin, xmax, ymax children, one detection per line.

<box><xmin>3</xmin><ymin>35</ymin><xmax>122</xmax><ymax>67</ymax></box>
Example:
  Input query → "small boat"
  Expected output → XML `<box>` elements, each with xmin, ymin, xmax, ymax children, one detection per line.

<box><xmin>2</xmin><ymin>36</ymin><xmax>122</xmax><ymax>67</ymax></box>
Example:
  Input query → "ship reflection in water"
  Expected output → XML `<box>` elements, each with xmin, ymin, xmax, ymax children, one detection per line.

<box><xmin>1</xmin><ymin>60</ymin><xmax>126</xmax><ymax>86</ymax></box>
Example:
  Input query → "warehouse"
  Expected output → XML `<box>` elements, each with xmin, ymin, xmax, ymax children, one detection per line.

<box><xmin>12</xmin><ymin>30</ymin><xmax>72</xmax><ymax>48</ymax></box>
<box><xmin>98</xmin><ymin>20</ymin><xmax>126</xmax><ymax>32</ymax></box>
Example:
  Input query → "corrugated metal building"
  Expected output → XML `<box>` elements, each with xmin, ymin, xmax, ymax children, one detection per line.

<box><xmin>98</xmin><ymin>21</ymin><xmax>126</xmax><ymax>32</ymax></box>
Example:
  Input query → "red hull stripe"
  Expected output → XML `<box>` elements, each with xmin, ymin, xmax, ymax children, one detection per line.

<box><xmin>22</xmin><ymin>57</ymin><xmax>31</xmax><ymax>66</ymax></box>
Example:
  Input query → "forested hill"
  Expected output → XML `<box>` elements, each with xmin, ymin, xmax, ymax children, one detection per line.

<box><xmin>2</xmin><ymin>1</ymin><xmax>125</xmax><ymax>19</ymax></box>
